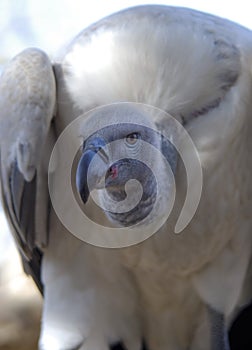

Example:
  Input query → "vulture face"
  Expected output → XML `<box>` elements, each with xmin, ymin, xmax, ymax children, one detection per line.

<box><xmin>76</xmin><ymin>106</ymin><xmax>177</xmax><ymax>227</ymax></box>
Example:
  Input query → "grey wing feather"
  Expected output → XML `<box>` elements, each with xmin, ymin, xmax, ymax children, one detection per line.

<box><xmin>0</xmin><ymin>48</ymin><xmax>56</xmax><ymax>292</ymax></box>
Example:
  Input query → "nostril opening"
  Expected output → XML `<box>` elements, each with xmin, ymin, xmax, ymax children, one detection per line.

<box><xmin>97</xmin><ymin>146</ymin><xmax>109</xmax><ymax>162</ymax></box>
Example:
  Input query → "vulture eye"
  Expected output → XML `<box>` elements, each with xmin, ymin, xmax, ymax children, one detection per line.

<box><xmin>125</xmin><ymin>132</ymin><xmax>140</xmax><ymax>145</ymax></box>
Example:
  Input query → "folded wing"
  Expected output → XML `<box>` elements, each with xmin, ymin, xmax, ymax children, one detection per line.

<box><xmin>0</xmin><ymin>48</ymin><xmax>56</xmax><ymax>292</ymax></box>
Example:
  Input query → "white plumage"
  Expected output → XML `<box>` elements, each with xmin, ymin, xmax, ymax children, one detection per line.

<box><xmin>0</xmin><ymin>5</ymin><xmax>252</xmax><ymax>350</ymax></box>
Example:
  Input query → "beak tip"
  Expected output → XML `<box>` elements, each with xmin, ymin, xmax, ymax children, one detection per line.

<box><xmin>81</xmin><ymin>191</ymin><xmax>89</xmax><ymax>204</ymax></box>
<box><xmin>76</xmin><ymin>174</ymin><xmax>90</xmax><ymax>205</ymax></box>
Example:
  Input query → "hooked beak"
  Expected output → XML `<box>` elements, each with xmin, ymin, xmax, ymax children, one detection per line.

<box><xmin>76</xmin><ymin>137</ymin><xmax>108</xmax><ymax>204</ymax></box>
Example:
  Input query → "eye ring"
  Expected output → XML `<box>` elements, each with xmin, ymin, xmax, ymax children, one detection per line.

<box><xmin>125</xmin><ymin>132</ymin><xmax>140</xmax><ymax>145</ymax></box>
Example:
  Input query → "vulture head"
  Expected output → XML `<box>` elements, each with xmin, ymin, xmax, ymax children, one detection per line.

<box><xmin>76</xmin><ymin>103</ymin><xmax>177</xmax><ymax>228</ymax></box>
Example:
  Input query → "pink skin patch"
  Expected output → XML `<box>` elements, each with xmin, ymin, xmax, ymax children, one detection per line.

<box><xmin>109</xmin><ymin>164</ymin><xmax>118</xmax><ymax>179</ymax></box>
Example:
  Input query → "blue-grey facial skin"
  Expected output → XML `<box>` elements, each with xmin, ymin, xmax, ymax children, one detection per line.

<box><xmin>76</xmin><ymin>123</ymin><xmax>177</xmax><ymax>227</ymax></box>
<box><xmin>105</xmin><ymin>158</ymin><xmax>157</xmax><ymax>226</ymax></box>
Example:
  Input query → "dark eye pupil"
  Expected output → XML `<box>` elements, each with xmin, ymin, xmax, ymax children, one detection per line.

<box><xmin>126</xmin><ymin>133</ymin><xmax>139</xmax><ymax>144</ymax></box>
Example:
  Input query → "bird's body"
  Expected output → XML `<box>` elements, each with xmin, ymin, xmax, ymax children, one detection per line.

<box><xmin>0</xmin><ymin>5</ymin><xmax>252</xmax><ymax>350</ymax></box>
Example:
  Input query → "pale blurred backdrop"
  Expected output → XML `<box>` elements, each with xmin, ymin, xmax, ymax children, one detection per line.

<box><xmin>0</xmin><ymin>1</ymin><xmax>251</xmax><ymax>349</ymax></box>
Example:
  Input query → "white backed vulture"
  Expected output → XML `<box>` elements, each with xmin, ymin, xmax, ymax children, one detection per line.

<box><xmin>0</xmin><ymin>5</ymin><xmax>252</xmax><ymax>350</ymax></box>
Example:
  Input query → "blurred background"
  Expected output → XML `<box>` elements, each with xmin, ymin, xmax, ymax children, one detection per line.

<box><xmin>0</xmin><ymin>1</ymin><xmax>251</xmax><ymax>349</ymax></box>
